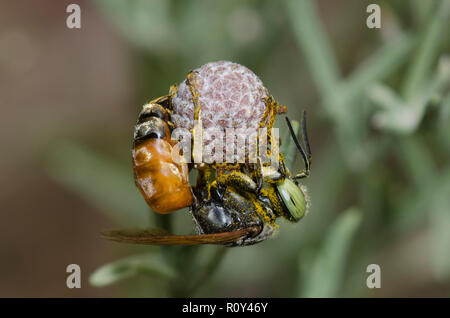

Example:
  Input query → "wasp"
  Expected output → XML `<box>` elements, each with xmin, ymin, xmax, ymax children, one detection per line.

<box><xmin>103</xmin><ymin>107</ymin><xmax>311</xmax><ymax>246</ymax></box>
<box><xmin>102</xmin><ymin>71</ymin><xmax>312</xmax><ymax>246</ymax></box>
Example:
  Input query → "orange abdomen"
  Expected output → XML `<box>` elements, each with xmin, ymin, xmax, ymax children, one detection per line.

<box><xmin>132</xmin><ymin>139</ymin><xmax>193</xmax><ymax>214</ymax></box>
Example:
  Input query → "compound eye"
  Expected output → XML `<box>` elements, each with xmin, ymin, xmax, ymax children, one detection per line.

<box><xmin>276</xmin><ymin>179</ymin><xmax>307</xmax><ymax>222</ymax></box>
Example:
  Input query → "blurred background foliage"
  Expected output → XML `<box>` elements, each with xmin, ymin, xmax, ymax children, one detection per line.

<box><xmin>1</xmin><ymin>0</ymin><xmax>449</xmax><ymax>297</ymax></box>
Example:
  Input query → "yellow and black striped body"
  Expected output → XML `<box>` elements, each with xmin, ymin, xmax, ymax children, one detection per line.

<box><xmin>132</xmin><ymin>96</ymin><xmax>193</xmax><ymax>214</ymax></box>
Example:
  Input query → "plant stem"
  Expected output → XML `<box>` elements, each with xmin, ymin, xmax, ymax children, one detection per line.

<box><xmin>186</xmin><ymin>246</ymin><xmax>228</xmax><ymax>296</ymax></box>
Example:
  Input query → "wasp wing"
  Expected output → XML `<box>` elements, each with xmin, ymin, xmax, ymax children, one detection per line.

<box><xmin>100</xmin><ymin>227</ymin><xmax>257</xmax><ymax>245</ymax></box>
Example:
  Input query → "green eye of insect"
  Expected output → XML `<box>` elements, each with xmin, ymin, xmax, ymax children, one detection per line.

<box><xmin>277</xmin><ymin>179</ymin><xmax>307</xmax><ymax>221</ymax></box>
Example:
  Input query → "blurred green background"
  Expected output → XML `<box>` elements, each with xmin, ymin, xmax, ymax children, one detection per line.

<box><xmin>1</xmin><ymin>0</ymin><xmax>449</xmax><ymax>297</ymax></box>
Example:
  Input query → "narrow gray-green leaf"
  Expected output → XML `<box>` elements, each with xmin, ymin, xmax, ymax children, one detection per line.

<box><xmin>402</xmin><ymin>0</ymin><xmax>450</xmax><ymax>100</ymax></box>
<box><xmin>368</xmin><ymin>83</ymin><xmax>404</xmax><ymax>111</ymax></box>
<box><xmin>90</xmin><ymin>253</ymin><xmax>176</xmax><ymax>287</ymax></box>
<box><xmin>300</xmin><ymin>208</ymin><xmax>362</xmax><ymax>297</ymax></box>
<box><xmin>284</xmin><ymin>0</ymin><xmax>341</xmax><ymax>100</ymax></box>
<box><xmin>343</xmin><ymin>33</ymin><xmax>415</xmax><ymax>107</ymax></box>
<box><xmin>94</xmin><ymin>0</ymin><xmax>178</xmax><ymax>53</ymax></box>
<box><xmin>393</xmin><ymin>167</ymin><xmax>450</xmax><ymax>233</ymax></box>
<box><xmin>411</xmin><ymin>0</ymin><xmax>435</xmax><ymax>27</ymax></box>
<box><xmin>430</xmin><ymin>199</ymin><xmax>450</xmax><ymax>281</ymax></box>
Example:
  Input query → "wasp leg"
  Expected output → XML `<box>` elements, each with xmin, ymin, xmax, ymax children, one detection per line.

<box><xmin>278</xmin><ymin>153</ymin><xmax>288</xmax><ymax>179</ymax></box>
<box><xmin>253</xmin><ymin>153</ymin><xmax>287</xmax><ymax>188</ymax></box>
<box><xmin>216</xmin><ymin>171</ymin><xmax>257</xmax><ymax>194</ymax></box>
<box><xmin>216</xmin><ymin>173</ymin><xmax>278</xmax><ymax>229</ymax></box>
<box><xmin>254</xmin><ymin>158</ymin><xmax>264</xmax><ymax>194</ymax></box>
<box><xmin>259</xmin><ymin>154</ymin><xmax>288</xmax><ymax>184</ymax></box>
<box><xmin>293</xmin><ymin>170</ymin><xmax>309</xmax><ymax>180</ymax></box>
<box><xmin>166</xmin><ymin>120</ymin><xmax>175</xmax><ymax>131</ymax></box>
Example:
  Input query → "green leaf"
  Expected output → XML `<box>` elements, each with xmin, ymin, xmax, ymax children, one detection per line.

<box><xmin>402</xmin><ymin>0</ymin><xmax>450</xmax><ymax>100</ymax></box>
<box><xmin>94</xmin><ymin>0</ymin><xmax>178</xmax><ymax>53</ymax></box>
<box><xmin>284</xmin><ymin>0</ymin><xmax>341</xmax><ymax>100</ymax></box>
<box><xmin>43</xmin><ymin>142</ymin><xmax>149</xmax><ymax>227</ymax></box>
<box><xmin>368</xmin><ymin>82</ymin><xmax>405</xmax><ymax>111</ymax></box>
<box><xmin>398</xmin><ymin>137</ymin><xmax>436</xmax><ymax>186</ymax></box>
<box><xmin>370</xmin><ymin>57</ymin><xmax>450</xmax><ymax>133</ymax></box>
<box><xmin>300</xmin><ymin>208</ymin><xmax>362</xmax><ymax>297</ymax></box>
<box><xmin>411</xmin><ymin>0</ymin><xmax>435</xmax><ymax>26</ymax></box>
<box><xmin>393</xmin><ymin>167</ymin><xmax>450</xmax><ymax>234</ymax></box>
<box><xmin>334</xmin><ymin>33</ymin><xmax>415</xmax><ymax>119</ymax></box>
<box><xmin>345</xmin><ymin>34</ymin><xmax>415</xmax><ymax>101</ymax></box>
<box><xmin>437</xmin><ymin>92</ymin><xmax>450</xmax><ymax>155</ymax></box>
<box><xmin>430</xmin><ymin>199</ymin><xmax>450</xmax><ymax>281</ymax></box>
<box><xmin>90</xmin><ymin>253</ymin><xmax>176</xmax><ymax>287</ymax></box>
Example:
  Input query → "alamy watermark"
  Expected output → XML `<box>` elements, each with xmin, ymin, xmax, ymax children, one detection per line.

<box><xmin>366</xmin><ymin>264</ymin><xmax>381</xmax><ymax>289</ymax></box>
<box><xmin>366</xmin><ymin>4</ymin><xmax>381</xmax><ymax>29</ymax></box>
<box><xmin>66</xmin><ymin>4</ymin><xmax>81</xmax><ymax>29</ymax></box>
<box><xmin>173</xmin><ymin>123</ymin><xmax>279</xmax><ymax>168</ymax></box>
<box><xmin>66</xmin><ymin>4</ymin><xmax>381</xmax><ymax>30</ymax></box>
<box><xmin>66</xmin><ymin>264</ymin><xmax>81</xmax><ymax>289</ymax></box>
